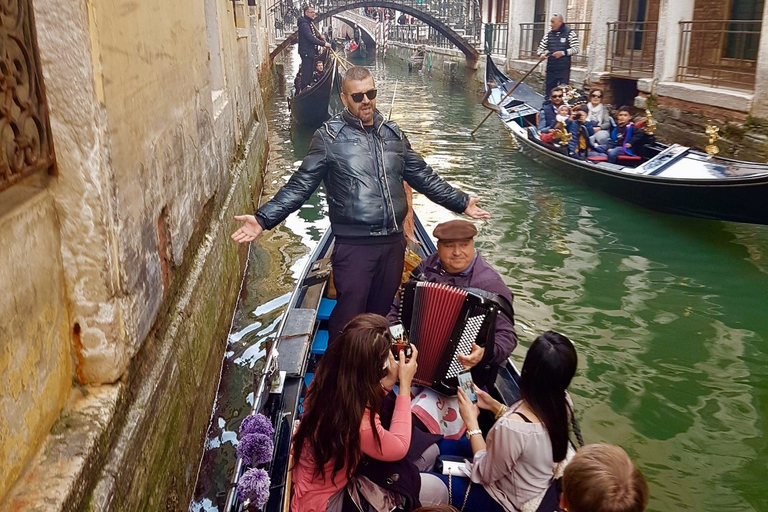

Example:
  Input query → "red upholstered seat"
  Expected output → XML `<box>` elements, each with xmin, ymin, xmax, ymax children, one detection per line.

<box><xmin>617</xmin><ymin>155</ymin><xmax>642</xmax><ymax>161</ymax></box>
<box><xmin>587</xmin><ymin>155</ymin><xmax>608</xmax><ymax>162</ymax></box>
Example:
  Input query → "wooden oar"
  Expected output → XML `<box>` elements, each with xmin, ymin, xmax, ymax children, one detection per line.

<box><xmin>470</xmin><ymin>57</ymin><xmax>545</xmax><ymax>136</ymax></box>
<box><xmin>329</xmin><ymin>48</ymin><xmax>349</xmax><ymax>71</ymax></box>
<box><xmin>388</xmin><ymin>80</ymin><xmax>399</xmax><ymax>120</ymax></box>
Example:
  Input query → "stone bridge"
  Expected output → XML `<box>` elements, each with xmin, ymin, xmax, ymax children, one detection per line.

<box><xmin>269</xmin><ymin>0</ymin><xmax>480</xmax><ymax>62</ymax></box>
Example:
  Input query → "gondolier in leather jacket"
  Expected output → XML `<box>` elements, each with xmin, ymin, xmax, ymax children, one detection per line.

<box><xmin>537</xmin><ymin>13</ymin><xmax>580</xmax><ymax>101</ymax></box>
<box><xmin>297</xmin><ymin>5</ymin><xmax>330</xmax><ymax>91</ymax></box>
<box><xmin>232</xmin><ymin>66</ymin><xmax>490</xmax><ymax>341</ymax></box>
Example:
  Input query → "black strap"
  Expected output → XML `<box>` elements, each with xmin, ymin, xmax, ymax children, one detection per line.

<box><xmin>513</xmin><ymin>411</ymin><xmax>532</xmax><ymax>423</ymax></box>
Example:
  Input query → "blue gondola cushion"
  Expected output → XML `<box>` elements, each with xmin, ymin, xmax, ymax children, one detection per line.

<box><xmin>311</xmin><ymin>330</ymin><xmax>329</xmax><ymax>355</ymax></box>
<box><xmin>317</xmin><ymin>298</ymin><xmax>337</xmax><ymax>320</ymax></box>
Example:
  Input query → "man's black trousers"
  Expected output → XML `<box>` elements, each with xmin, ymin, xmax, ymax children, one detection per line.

<box><xmin>328</xmin><ymin>236</ymin><xmax>406</xmax><ymax>342</ymax></box>
<box><xmin>300</xmin><ymin>53</ymin><xmax>316</xmax><ymax>90</ymax></box>
<box><xmin>545</xmin><ymin>69</ymin><xmax>570</xmax><ymax>100</ymax></box>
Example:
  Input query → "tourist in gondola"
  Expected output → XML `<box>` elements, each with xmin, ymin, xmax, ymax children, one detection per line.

<box><xmin>387</xmin><ymin>219</ymin><xmax>516</xmax><ymax>390</ymax></box>
<box><xmin>289</xmin><ymin>314</ymin><xmax>448</xmax><ymax>511</ymax></box>
<box><xmin>231</xmin><ymin>66</ymin><xmax>490</xmax><ymax>343</ymax></box>
<box><xmin>537</xmin><ymin>14</ymin><xmax>580</xmax><ymax>101</ymax></box>
<box><xmin>309</xmin><ymin>60</ymin><xmax>324</xmax><ymax>86</ymax></box>
<box><xmin>537</xmin><ymin>88</ymin><xmax>565</xmax><ymax>133</ymax></box>
<box><xmin>561</xmin><ymin>444</ymin><xmax>649</xmax><ymax>512</ymax></box>
<box><xmin>568</xmin><ymin>106</ymin><xmax>606</xmax><ymax>159</ymax></box>
<box><xmin>297</xmin><ymin>5</ymin><xmax>330</xmax><ymax>92</ymax></box>
<box><xmin>435</xmin><ymin>331</ymin><xmax>578</xmax><ymax>512</ymax></box>
<box><xmin>604</xmin><ymin>107</ymin><xmax>644</xmax><ymax>163</ymax></box>
<box><xmin>586</xmin><ymin>88</ymin><xmax>612</xmax><ymax>146</ymax></box>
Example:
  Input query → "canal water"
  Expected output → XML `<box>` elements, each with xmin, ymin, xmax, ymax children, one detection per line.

<box><xmin>190</xmin><ymin>52</ymin><xmax>768</xmax><ymax>512</ymax></box>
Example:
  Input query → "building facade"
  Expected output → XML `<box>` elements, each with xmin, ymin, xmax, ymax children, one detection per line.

<box><xmin>506</xmin><ymin>0</ymin><xmax>768</xmax><ymax>160</ymax></box>
<box><xmin>0</xmin><ymin>0</ymin><xmax>272</xmax><ymax>508</ymax></box>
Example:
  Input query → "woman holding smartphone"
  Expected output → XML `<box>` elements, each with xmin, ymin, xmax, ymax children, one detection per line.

<box><xmin>445</xmin><ymin>331</ymin><xmax>578</xmax><ymax>512</ymax></box>
<box><xmin>290</xmin><ymin>313</ymin><xmax>446</xmax><ymax>512</ymax></box>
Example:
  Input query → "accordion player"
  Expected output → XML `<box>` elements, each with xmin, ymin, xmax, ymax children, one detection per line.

<box><xmin>397</xmin><ymin>280</ymin><xmax>514</xmax><ymax>395</ymax></box>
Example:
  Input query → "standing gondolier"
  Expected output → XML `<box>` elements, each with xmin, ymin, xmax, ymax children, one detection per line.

<box><xmin>297</xmin><ymin>5</ymin><xmax>330</xmax><ymax>92</ymax></box>
<box><xmin>232</xmin><ymin>67</ymin><xmax>491</xmax><ymax>342</ymax></box>
<box><xmin>537</xmin><ymin>13</ymin><xmax>580</xmax><ymax>101</ymax></box>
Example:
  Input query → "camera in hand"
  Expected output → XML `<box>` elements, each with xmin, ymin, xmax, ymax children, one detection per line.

<box><xmin>389</xmin><ymin>323</ymin><xmax>412</xmax><ymax>361</ymax></box>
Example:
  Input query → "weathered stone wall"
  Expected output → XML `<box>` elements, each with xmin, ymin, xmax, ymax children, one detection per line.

<box><xmin>0</xmin><ymin>184</ymin><xmax>72</xmax><ymax>502</ymax></box>
<box><xmin>0</xmin><ymin>0</ymin><xmax>272</xmax><ymax>506</ymax></box>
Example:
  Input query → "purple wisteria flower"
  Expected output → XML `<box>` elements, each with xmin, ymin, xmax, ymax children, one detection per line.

<box><xmin>237</xmin><ymin>467</ymin><xmax>270</xmax><ymax>509</ymax></box>
<box><xmin>236</xmin><ymin>432</ymin><xmax>274</xmax><ymax>466</ymax></box>
<box><xmin>240</xmin><ymin>413</ymin><xmax>274</xmax><ymax>438</ymax></box>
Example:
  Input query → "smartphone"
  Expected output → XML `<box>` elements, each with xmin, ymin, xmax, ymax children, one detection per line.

<box><xmin>389</xmin><ymin>323</ymin><xmax>412</xmax><ymax>361</ymax></box>
<box><xmin>457</xmin><ymin>370</ymin><xmax>477</xmax><ymax>402</ymax></box>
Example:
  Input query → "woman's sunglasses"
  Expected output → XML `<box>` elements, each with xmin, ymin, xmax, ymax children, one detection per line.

<box><xmin>349</xmin><ymin>89</ymin><xmax>377</xmax><ymax>102</ymax></box>
<box><xmin>591</xmin><ymin>94</ymin><xmax>602</xmax><ymax>98</ymax></box>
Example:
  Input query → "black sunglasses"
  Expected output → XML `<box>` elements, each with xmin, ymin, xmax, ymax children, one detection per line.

<box><xmin>591</xmin><ymin>93</ymin><xmax>602</xmax><ymax>98</ymax></box>
<box><xmin>349</xmin><ymin>89</ymin><xmax>377</xmax><ymax>102</ymax></box>
<box><xmin>551</xmin><ymin>94</ymin><xmax>563</xmax><ymax>98</ymax></box>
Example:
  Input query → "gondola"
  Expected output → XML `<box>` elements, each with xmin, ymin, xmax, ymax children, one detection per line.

<box><xmin>345</xmin><ymin>39</ymin><xmax>368</xmax><ymax>61</ymax></box>
<box><xmin>222</xmin><ymin>215</ymin><xmax>524</xmax><ymax>512</ymax></box>
<box><xmin>289</xmin><ymin>52</ymin><xmax>342</xmax><ymax>129</ymax></box>
<box><xmin>483</xmin><ymin>56</ymin><xmax>768</xmax><ymax>226</ymax></box>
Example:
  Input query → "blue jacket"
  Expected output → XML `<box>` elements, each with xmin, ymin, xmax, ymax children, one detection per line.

<box><xmin>537</xmin><ymin>103</ymin><xmax>559</xmax><ymax>132</ymax></box>
<box><xmin>610</xmin><ymin>122</ymin><xmax>644</xmax><ymax>156</ymax></box>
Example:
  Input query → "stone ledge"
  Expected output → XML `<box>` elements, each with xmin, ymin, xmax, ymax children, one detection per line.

<box><xmin>1</xmin><ymin>386</ymin><xmax>121</xmax><ymax>512</ymax></box>
<box><xmin>657</xmin><ymin>81</ymin><xmax>753</xmax><ymax>113</ymax></box>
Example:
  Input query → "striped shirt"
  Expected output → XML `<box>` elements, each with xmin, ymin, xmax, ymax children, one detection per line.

<box><xmin>537</xmin><ymin>29</ymin><xmax>581</xmax><ymax>57</ymax></box>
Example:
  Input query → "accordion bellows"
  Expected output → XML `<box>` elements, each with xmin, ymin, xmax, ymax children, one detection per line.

<box><xmin>399</xmin><ymin>281</ymin><xmax>497</xmax><ymax>394</ymax></box>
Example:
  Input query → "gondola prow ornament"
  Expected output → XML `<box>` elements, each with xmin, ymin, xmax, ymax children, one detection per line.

<box><xmin>705</xmin><ymin>123</ymin><xmax>721</xmax><ymax>157</ymax></box>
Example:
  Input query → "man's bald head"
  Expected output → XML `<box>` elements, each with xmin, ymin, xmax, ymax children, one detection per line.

<box><xmin>550</xmin><ymin>13</ymin><xmax>564</xmax><ymax>30</ymax></box>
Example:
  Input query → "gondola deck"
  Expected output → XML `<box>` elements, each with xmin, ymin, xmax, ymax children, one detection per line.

<box><xmin>484</xmin><ymin>56</ymin><xmax>768</xmax><ymax>226</ymax></box>
<box><xmin>223</xmin><ymin>216</ymin><xmax>523</xmax><ymax>512</ymax></box>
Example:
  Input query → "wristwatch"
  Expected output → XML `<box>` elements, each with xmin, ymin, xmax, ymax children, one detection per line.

<box><xmin>465</xmin><ymin>428</ymin><xmax>482</xmax><ymax>440</ymax></box>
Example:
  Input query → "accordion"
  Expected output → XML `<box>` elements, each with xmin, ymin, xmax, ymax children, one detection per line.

<box><xmin>398</xmin><ymin>281</ymin><xmax>499</xmax><ymax>394</ymax></box>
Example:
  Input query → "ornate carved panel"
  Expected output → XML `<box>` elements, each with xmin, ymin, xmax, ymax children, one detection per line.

<box><xmin>0</xmin><ymin>0</ymin><xmax>56</xmax><ymax>193</ymax></box>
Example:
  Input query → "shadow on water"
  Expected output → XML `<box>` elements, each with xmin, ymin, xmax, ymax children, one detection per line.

<box><xmin>191</xmin><ymin>54</ymin><xmax>768</xmax><ymax>512</ymax></box>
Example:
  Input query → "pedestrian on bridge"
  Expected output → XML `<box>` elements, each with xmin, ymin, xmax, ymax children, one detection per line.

<box><xmin>537</xmin><ymin>13</ymin><xmax>580</xmax><ymax>102</ymax></box>
<box><xmin>231</xmin><ymin>67</ymin><xmax>491</xmax><ymax>342</ymax></box>
<box><xmin>297</xmin><ymin>5</ymin><xmax>330</xmax><ymax>92</ymax></box>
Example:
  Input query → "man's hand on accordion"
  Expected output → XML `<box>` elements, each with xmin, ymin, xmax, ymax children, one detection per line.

<box><xmin>457</xmin><ymin>343</ymin><xmax>485</xmax><ymax>370</ymax></box>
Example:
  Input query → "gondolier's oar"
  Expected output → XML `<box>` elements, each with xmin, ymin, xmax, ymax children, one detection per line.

<box><xmin>470</xmin><ymin>57</ymin><xmax>545</xmax><ymax>136</ymax></box>
<box><xmin>388</xmin><ymin>80</ymin><xmax>399</xmax><ymax>120</ymax></box>
<box><xmin>329</xmin><ymin>48</ymin><xmax>349</xmax><ymax>71</ymax></box>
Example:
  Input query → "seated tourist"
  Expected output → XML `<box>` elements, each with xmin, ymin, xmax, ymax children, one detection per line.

<box><xmin>388</xmin><ymin>219</ymin><xmax>516</xmax><ymax>390</ymax></box>
<box><xmin>605</xmin><ymin>106</ymin><xmax>644</xmax><ymax>164</ymax></box>
<box><xmin>290</xmin><ymin>314</ymin><xmax>447</xmax><ymax>512</ymax></box>
<box><xmin>561</xmin><ymin>443</ymin><xmax>650</xmax><ymax>512</ymax></box>
<box><xmin>586</xmin><ymin>88</ymin><xmax>612</xmax><ymax>146</ymax></box>
<box><xmin>434</xmin><ymin>331</ymin><xmax>579</xmax><ymax>512</ymax></box>
<box><xmin>310</xmin><ymin>60</ymin><xmax>324</xmax><ymax>85</ymax></box>
<box><xmin>537</xmin><ymin>88</ymin><xmax>565</xmax><ymax>133</ymax></box>
<box><xmin>568</xmin><ymin>105</ymin><xmax>606</xmax><ymax>159</ymax></box>
<box><xmin>541</xmin><ymin>105</ymin><xmax>573</xmax><ymax>146</ymax></box>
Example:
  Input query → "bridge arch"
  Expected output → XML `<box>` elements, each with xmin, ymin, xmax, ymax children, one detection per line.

<box><xmin>269</xmin><ymin>3</ymin><xmax>479</xmax><ymax>62</ymax></box>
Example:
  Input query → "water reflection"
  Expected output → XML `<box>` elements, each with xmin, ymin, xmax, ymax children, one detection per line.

<box><xmin>191</xmin><ymin>53</ymin><xmax>768</xmax><ymax>512</ymax></box>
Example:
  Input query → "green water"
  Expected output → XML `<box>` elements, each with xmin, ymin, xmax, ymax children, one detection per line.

<box><xmin>191</xmin><ymin>53</ymin><xmax>768</xmax><ymax>512</ymax></box>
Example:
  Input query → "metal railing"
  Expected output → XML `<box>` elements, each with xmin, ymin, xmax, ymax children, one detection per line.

<box><xmin>389</xmin><ymin>23</ymin><xmax>481</xmax><ymax>50</ymax></box>
<box><xmin>268</xmin><ymin>0</ymin><xmax>480</xmax><ymax>55</ymax></box>
<box><xmin>482</xmin><ymin>23</ymin><xmax>508</xmax><ymax>55</ymax></box>
<box><xmin>606</xmin><ymin>21</ymin><xmax>658</xmax><ymax>77</ymax></box>
<box><xmin>676</xmin><ymin>20</ymin><xmax>762</xmax><ymax>91</ymax></box>
<box><xmin>518</xmin><ymin>22</ymin><xmax>590</xmax><ymax>66</ymax></box>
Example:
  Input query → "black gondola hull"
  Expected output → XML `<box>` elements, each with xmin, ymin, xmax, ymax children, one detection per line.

<box><xmin>517</xmin><ymin>138</ymin><xmax>768</xmax><ymax>224</ymax></box>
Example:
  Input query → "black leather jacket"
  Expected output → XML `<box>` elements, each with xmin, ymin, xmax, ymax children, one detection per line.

<box><xmin>256</xmin><ymin>109</ymin><xmax>469</xmax><ymax>237</ymax></box>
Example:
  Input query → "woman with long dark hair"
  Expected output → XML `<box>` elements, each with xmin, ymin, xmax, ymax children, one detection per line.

<box><xmin>442</xmin><ymin>331</ymin><xmax>578</xmax><ymax>512</ymax></box>
<box><xmin>291</xmin><ymin>314</ymin><xmax>446</xmax><ymax>512</ymax></box>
